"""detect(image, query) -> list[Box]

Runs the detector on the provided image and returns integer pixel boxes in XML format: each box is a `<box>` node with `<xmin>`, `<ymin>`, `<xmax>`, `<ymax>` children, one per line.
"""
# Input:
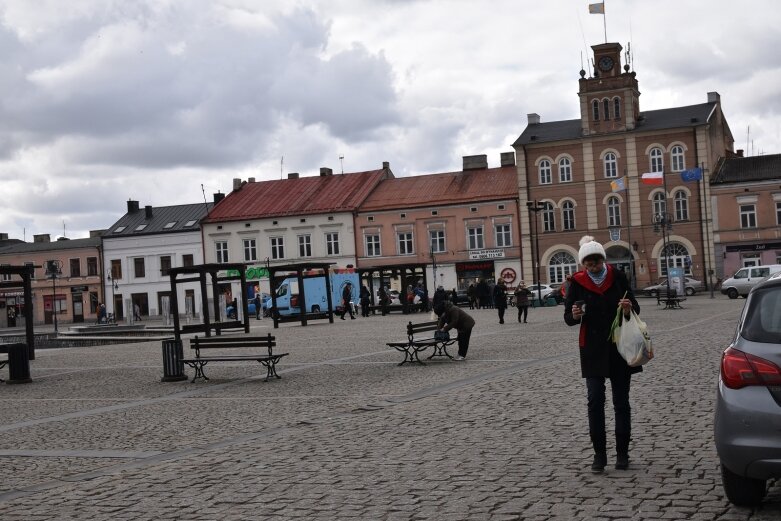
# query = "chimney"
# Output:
<box><xmin>89</xmin><ymin>230</ymin><xmax>106</xmax><ymax>238</ymax></box>
<box><xmin>707</xmin><ymin>91</ymin><xmax>720</xmax><ymax>104</ymax></box>
<box><xmin>213</xmin><ymin>192</ymin><xmax>225</xmax><ymax>203</ymax></box>
<box><xmin>145</xmin><ymin>205</ymin><xmax>153</xmax><ymax>219</ymax></box>
<box><xmin>248</xmin><ymin>177</ymin><xmax>255</xmax><ymax>183</ymax></box>
<box><xmin>33</xmin><ymin>234</ymin><xmax>51</xmax><ymax>243</ymax></box>
<box><xmin>127</xmin><ymin>200</ymin><xmax>139</xmax><ymax>213</ymax></box>
<box><xmin>527</xmin><ymin>113</ymin><xmax>541</xmax><ymax>125</ymax></box>
<box><xmin>462</xmin><ymin>154</ymin><xmax>488</xmax><ymax>171</ymax></box>
<box><xmin>500</xmin><ymin>152</ymin><xmax>516</xmax><ymax>167</ymax></box>
<box><xmin>319</xmin><ymin>167</ymin><xmax>333</xmax><ymax>176</ymax></box>
<box><xmin>382</xmin><ymin>161</ymin><xmax>390</xmax><ymax>170</ymax></box>
<box><xmin>233</xmin><ymin>178</ymin><xmax>242</xmax><ymax>191</ymax></box>
<box><xmin>288</xmin><ymin>173</ymin><xmax>299</xmax><ymax>179</ymax></box>
<box><xmin>736</xmin><ymin>149</ymin><xmax>744</xmax><ymax>157</ymax></box>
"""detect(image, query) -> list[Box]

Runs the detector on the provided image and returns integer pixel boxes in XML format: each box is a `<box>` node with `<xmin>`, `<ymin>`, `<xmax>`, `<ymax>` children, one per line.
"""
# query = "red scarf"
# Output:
<box><xmin>572</xmin><ymin>264</ymin><xmax>615</xmax><ymax>295</ymax></box>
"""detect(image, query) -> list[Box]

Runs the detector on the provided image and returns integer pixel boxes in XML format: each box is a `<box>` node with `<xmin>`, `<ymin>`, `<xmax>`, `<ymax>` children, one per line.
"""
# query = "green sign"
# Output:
<box><xmin>226</xmin><ymin>267</ymin><xmax>269</xmax><ymax>280</ymax></box>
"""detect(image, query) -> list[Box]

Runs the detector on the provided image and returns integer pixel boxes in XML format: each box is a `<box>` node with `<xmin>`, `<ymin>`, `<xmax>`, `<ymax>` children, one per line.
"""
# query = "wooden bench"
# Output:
<box><xmin>386</xmin><ymin>320</ymin><xmax>456</xmax><ymax>366</ymax></box>
<box><xmin>181</xmin><ymin>334</ymin><xmax>288</xmax><ymax>382</ymax></box>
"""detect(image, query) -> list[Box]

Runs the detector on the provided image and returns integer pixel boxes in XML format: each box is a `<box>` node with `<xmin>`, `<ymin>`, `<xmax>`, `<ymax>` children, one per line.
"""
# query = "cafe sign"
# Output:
<box><xmin>223</xmin><ymin>266</ymin><xmax>269</xmax><ymax>280</ymax></box>
<box><xmin>468</xmin><ymin>249</ymin><xmax>505</xmax><ymax>260</ymax></box>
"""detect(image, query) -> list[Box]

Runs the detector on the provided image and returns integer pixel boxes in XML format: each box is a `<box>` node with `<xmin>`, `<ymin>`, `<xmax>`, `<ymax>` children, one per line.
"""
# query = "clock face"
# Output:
<box><xmin>598</xmin><ymin>56</ymin><xmax>614</xmax><ymax>72</ymax></box>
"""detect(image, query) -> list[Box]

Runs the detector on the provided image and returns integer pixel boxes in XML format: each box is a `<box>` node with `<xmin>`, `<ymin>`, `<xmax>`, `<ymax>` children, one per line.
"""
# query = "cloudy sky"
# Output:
<box><xmin>2</xmin><ymin>0</ymin><xmax>780</xmax><ymax>240</ymax></box>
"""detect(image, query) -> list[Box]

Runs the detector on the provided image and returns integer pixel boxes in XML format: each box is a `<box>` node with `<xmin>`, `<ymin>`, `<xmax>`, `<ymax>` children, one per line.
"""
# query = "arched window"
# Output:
<box><xmin>603</xmin><ymin>152</ymin><xmax>618</xmax><ymax>178</ymax></box>
<box><xmin>603</xmin><ymin>98</ymin><xmax>610</xmax><ymax>120</ymax></box>
<box><xmin>607</xmin><ymin>196</ymin><xmax>621</xmax><ymax>226</ymax></box>
<box><xmin>592</xmin><ymin>100</ymin><xmax>600</xmax><ymax>121</ymax></box>
<box><xmin>660</xmin><ymin>242</ymin><xmax>692</xmax><ymax>277</ymax></box>
<box><xmin>650</xmin><ymin>147</ymin><xmax>664</xmax><ymax>173</ymax></box>
<box><xmin>613</xmin><ymin>97</ymin><xmax>621</xmax><ymax>120</ymax></box>
<box><xmin>562</xmin><ymin>201</ymin><xmax>575</xmax><ymax>230</ymax></box>
<box><xmin>549</xmin><ymin>251</ymin><xmax>578</xmax><ymax>284</ymax></box>
<box><xmin>674</xmin><ymin>191</ymin><xmax>689</xmax><ymax>221</ymax></box>
<box><xmin>542</xmin><ymin>202</ymin><xmax>555</xmax><ymax>232</ymax></box>
<box><xmin>671</xmin><ymin>145</ymin><xmax>685</xmax><ymax>172</ymax></box>
<box><xmin>558</xmin><ymin>158</ymin><xmax>572</xmax><ymax>183</ymax></box>
<box><xmin>652</xmin><ymin>192</ymin><xmax>666</xmax><ymax>218</ymax></box>
<box><xmin>539</xmin><ymin>160</ymin><xmax>552</xmax><ymax>184</ymax></box>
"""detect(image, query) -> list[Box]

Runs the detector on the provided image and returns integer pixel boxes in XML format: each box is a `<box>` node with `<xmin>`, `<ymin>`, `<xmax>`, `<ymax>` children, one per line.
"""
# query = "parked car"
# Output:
<box><xmin>714</xmin><ymin>274</ymin><xmax>781</xmax><ymax>506</ymax></box>
<box><xmin>452</xmin><ymin>289</ymin><xmax>471</xmax><ymax>306</ymax></box>
<box><xmin>227</xmin><ymin>294</ymin><xmax>271</xmax><ymax>319</ymax></box>
<box><xmin>721</xmin><ymin>264</ymin><xmax>781</xmax><ymax>299</ymax></box>
<box><xmin>525</xmin><ymin>284</ymin><xmax>560</xmax><ymax>303</ymax></box>
<box><xmin>376</xmin><ymin>289</ymin><xmax>401</xmax><ymax>305</ymax></box>
<box><xmin>642</xmin><ymin>277</ymin><xmax>704</xmax><ymax>297</ymax></box>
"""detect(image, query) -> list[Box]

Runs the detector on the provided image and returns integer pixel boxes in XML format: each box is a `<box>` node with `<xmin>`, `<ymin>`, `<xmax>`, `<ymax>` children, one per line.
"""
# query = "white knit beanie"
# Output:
<box><xmin>578</xmin><ymin>235</ymin><xmax>606</xmax><ymax>264</ymax></box>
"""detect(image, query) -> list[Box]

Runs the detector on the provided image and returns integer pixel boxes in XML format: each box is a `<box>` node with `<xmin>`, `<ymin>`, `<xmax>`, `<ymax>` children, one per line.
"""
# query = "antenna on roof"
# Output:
<box><xmin>339</xmin><ymin>155</ymin><xmax>344</xmax><ymax>175</ymax></box>
<box><xmin>280</xmin><ymin>156</ymin><xmax>284</xmax><ymax>180</ymax></box>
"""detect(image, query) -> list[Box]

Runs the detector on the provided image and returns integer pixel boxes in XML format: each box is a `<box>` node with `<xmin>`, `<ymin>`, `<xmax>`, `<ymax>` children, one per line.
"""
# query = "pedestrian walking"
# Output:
<box><xmin>467</xmin><ymin>283</ymin><xmax>476</xmax><ymax>309</ymax></box>
<box><xmin>514</xmin><ymin>282</ymin><xmax>531</xmax><ymax>323</ymax></box>
<box><xmin>359</xmin><ymin>284</ymin><xmax>371</xmax><ymax>317</ymax></box>
<box><xmin>378</xmin><ymin>285</ymin><xmax>390</xmax><ymax>316</ymax></box>
<box><xmin>434</xmin><ymin>300</ymin><xmax>475</xmax><ymax>361</ymax></box>
<box><xmin>340</xmin><ymin>282</ymin><xmax>356</xmax><ymax>320</ymax></box>
<box><xmin>133</xmin><ymin>303</ymin><xmax>142</xmax><ymax>321</ymax></box>
<box><xmin>564</xmin><ymin>235</ymin><xmax>640</xmax><ymax>474</ymax></box>
<box><xmin>432</xmin><ymin>286</ymin><xmax>448</xmax><ymax>310</ymax></box>
<box><xmin>254</xmin><ymin>293</ymin><xmax>261</xmax><ymax>320</ymax></box>
<box><xmin>493</xmin><ymin>279</ymin><xmax>508</xmax><ymax>324</ymax></box>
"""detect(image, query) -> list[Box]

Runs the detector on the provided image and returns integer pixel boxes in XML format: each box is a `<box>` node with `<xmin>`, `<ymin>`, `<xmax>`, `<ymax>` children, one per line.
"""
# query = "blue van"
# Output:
<box><xmin>269</xmin><ymin>271</ymin><xmax>359</xmax><ymax>316</ymax></box>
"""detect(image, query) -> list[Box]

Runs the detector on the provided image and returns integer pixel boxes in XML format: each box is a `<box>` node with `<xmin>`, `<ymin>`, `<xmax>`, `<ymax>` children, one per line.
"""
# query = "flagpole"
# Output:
<box><xmin>603</xmin><ymin>1</ymin><xmax>608</xmax><ymax>43</ymax></box>
<box><xmin>624</xmin><ymin>169</ymin><xmax>634</xmax><ymax>288</ymax></box>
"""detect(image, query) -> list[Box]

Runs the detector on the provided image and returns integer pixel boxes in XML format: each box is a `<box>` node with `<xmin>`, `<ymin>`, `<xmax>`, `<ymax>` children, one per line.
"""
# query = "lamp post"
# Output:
<box><xmin>526</xmin><ymin>200</ymin><xmax>544</xmax><ymax>305</ymax></box>
<box><xmin>46</xmin><ymin>260</ymin><xmax>62</xmax><ymax>333</ymax></box>
<box><xmin>653</xmin><ymin>212</ymin><xmax>674</xmax><ymax>296</ymax></box>
<box><xmin>107</xmin><ymin>273</ymin><xmax>118</xmax><ymax>319</ymax></box>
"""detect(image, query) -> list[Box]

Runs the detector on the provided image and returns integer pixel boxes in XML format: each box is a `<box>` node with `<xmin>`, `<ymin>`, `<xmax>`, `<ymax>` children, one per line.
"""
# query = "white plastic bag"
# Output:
<box><xmin>614</xmin><ymin>310</ymin><xmax>653</xmax><ymax>367</ymax></box>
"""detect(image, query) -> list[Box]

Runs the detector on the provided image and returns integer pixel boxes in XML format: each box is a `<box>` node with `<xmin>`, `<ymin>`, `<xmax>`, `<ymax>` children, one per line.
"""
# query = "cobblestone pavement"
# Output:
<box><xmin>1</xmin><ymin>296</ymin><xmax>779</xmax><ymax>520</ymax></box>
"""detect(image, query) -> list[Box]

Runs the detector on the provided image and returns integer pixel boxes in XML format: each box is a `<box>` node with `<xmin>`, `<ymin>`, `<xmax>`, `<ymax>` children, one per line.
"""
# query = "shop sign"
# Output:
<box><xmin>70</xmin><ymin>286</ymin><xmax>89</xmax><ymax>293</ymax></box>
<box><xmin>223</xmin><ymin>266</ymin><xmax>270</xmax><ymax>280</ymax></box>
<box><xmin>725</xmin><ymin>241</ymin><xmax>781</xmax><ymax>253</ymax></box>
<box><xmin>500</xmin><ymin>268</ymin><xmax>517</xmax><ymax>284</ymax></box>
<box><xmin>468</xmin><ymin>249</ymin><xmax>505</xmax><ymax>260</ymax></box>
<box><xmin>456</xmin><ymin>261</ymin><xmax>495</xmax><ymax>272</ymax></box>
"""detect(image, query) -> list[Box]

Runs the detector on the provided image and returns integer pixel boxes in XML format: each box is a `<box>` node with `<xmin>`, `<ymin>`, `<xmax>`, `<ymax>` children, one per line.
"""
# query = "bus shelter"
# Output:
<box><xmin>266</xmin><ymin>262</ymin><xmax>336</xmax><ymax>329</ymax></box>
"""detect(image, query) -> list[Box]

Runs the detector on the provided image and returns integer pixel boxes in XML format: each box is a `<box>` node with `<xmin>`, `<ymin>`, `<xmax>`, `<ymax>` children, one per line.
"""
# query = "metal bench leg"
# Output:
<box><xmin>261</xmin><ymin>358</ymin><xmax>282</xmax><ymax>381</ymax></box>
<box><xmin>185</xmin><ymin>362</ymin><xmax>209</xmax><ymax>383</ymax></box>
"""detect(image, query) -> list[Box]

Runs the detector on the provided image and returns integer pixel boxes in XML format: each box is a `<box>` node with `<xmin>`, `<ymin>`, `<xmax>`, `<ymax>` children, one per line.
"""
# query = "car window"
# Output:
<box><xmin>733</xmin><ymin>269</ymin><xmax>748</xmax><ymax>279</ymax></box>
<box><xmin>752</xmin><ymin>267</ymin><xmax>770</xmax><ymax>278</ymax></box>
<box><xmin>742</xmin><ymin>285</ymin><xmax>781</xmax><ymax>343</ymax></box>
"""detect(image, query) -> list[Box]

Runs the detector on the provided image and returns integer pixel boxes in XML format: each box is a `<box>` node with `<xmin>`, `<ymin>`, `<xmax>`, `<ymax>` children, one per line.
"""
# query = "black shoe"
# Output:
<box><xmin>499</xmin><ymin>320</ymin><xmax>504</xmax><ymax>324</ymax></box>
<box><xmin>591</xmin><ymin>452</ymin><xmax>607</xmax><ymax>473</ymax></box>
<box><xmin>615</xmin><ymin>454</ymin><xmax>629</xmax><ymax>470</ymax></box>
<box><xmin>340</xmin><ymin>316</ymin><xmax>345</xmax><ymax>320</ymax></box>
<box><xmin>350</xmin><ymin>316</ymin><xmax>356</xmax><ymax>320</ymax></box>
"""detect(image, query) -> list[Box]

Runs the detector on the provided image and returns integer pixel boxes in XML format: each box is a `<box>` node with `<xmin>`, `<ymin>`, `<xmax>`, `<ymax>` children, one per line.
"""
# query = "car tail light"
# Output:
<box><xmin>721</xmin><ymin>347</ymin><xmax>781</xmax><ymax>389</ymax></box>
<box><xmin>291</xmin><ymin>295</ymin><xmax>298</xmax><ymax>307</ymax></box>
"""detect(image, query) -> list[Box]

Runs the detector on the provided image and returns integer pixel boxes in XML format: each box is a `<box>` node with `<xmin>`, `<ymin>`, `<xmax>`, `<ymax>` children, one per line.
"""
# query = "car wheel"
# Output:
<box><xmin>685</xmin><ymin>287</ymin><xmax>695</xmax><ymax>296</ymax></box>
<box><xmin>311</xmin><ymin>305</ymin><xmax>320</xmax><ymax>313</ymax></box>
<box><xmin>720</xmin><ymin>464</ymin><xmax>766</xmax><ymax>506</ymax></box>
<box><xmin>727</xmin><ymin>288</ymin><xmax>739</xmax><ymax>299</ymax></box>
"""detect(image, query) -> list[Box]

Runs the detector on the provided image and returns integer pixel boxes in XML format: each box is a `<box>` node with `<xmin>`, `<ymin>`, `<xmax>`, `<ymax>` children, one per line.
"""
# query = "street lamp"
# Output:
<box><xmin>45</xmin><ymin>260</ymin><xmax>62</xmax><ymax>333</ymax></box>
<box><xmin>526</xmin><ymin>200</ymin><xmax>544</xmax><ymax>305</ymax></box>
<box><xmin>653</xmin><ymin>212</ymin><xmax>674</xmax><ymax>296</ymax></box>
<box><xmin>107</xmin><ymin>273</ymin><xmax>118</xmax><ymax>319</ymax></box>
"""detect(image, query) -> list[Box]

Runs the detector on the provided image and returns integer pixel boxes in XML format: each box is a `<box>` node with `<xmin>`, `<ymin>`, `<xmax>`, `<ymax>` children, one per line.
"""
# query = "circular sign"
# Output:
<box><xmin>500</xmin><ymin>267</ymin><xmax>517</xmax><ymax>284</ymax></box>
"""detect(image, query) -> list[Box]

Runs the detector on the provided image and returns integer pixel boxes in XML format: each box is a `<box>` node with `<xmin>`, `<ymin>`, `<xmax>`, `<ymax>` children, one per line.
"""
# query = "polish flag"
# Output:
<box><xmin>641</xmin><ymin>172</ymin><xmax>664</xmax><ymax>185</ymax></box>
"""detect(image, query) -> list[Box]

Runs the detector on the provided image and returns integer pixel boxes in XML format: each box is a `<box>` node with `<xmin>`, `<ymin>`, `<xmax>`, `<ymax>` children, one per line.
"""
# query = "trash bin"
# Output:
<box><xmin>161</xmin><ymin>338</ymin><xmax>187</xmax><ymax>382</ymax></box>
<box><xmin>5</xmin><ymin>342</ymin><xmax>32</xmax><ymax>384</ymax></box>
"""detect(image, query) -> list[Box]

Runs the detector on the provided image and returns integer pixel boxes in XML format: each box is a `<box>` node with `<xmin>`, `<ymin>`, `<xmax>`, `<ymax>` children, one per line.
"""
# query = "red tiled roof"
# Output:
<box><xmin>204</xmin><ymin>169</ymin><xmax>389</xmax><ymax>223</ymax></box>
<box><xmin>360</xmin><ymin>166</ymin><xmax>518</xmax><ymax>211</ymax></box>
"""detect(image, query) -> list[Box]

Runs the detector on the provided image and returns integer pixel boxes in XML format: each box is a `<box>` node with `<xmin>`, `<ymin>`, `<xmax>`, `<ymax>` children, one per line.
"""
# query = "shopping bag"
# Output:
<box><xmin>613</xmin><ymin>309</ymin><xmax>653</xmax><ymax>367</ymax></box>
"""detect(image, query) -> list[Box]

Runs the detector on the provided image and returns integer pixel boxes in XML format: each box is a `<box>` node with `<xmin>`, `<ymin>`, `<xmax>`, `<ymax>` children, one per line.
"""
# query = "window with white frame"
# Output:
<box><xmin>650</xmin><ymin>147</ymin><xmax>664</xmax><ymax>173</ymax></box>
<box><xmin>365</xmin><ymin>234</ymin><xmax>381</xmax><ymax>257</ymax></box>
<box><xmin>326</xmin><ymin>232</ymin><xmax>340</xmax><ymax>256</ymax></box>
<box><xmin>776</xmin><ymin>201</ymin><xmax>781</xmax><ymax>225</ymax></box>
<box><xmin>674</xmin><ymin>191</ymin><xmax>689</xmax><ymax>221</ymax></box>
<box><xmin>562</xmin><ymin>201</ymin><xmax>575</xmax><ymax>230</ymax></box>
<box><xmin>607</xmin><ymin>196</ymin><xmax>621</xmax><ymax>226</ymax></box>
<box><xmin>671</xmin><ymin>145</ymin><xmax>685</xmax><ymax>172</ymax></box>
<box><xmin>549</xmin><ymin>252</ymin><xmax>577</xmax><ymax>283</ymax></box>
<box><xmin>538</xmin><ymin>160</ymin><xmax>552</xmax><ymax>184</ymax></box>
<box><xmin>495</xmin><ymin>224</ymin><xmax>511</xmax><ymax>247</ymax></box>
<box><xmin>397</xmin><ymin>232</ymin><xmax>414</xmax><ymax>255</ymax></box>
<box><xmin>270</xmin><ymin>236</ymin><xmax>285</xmax><ymax>259</ymax></box>
<box><xmin>467</xmin><ymin>226</ymin><xmax>484</xmax><ymax>250</ymax></box>
<box><xmin>652</xmin><ymin>192</ymin><xmax>666</xmax><ymax>218</ymax></box>
<box><xmin>215</xmin><ymin>241</ymin><xmax>229</xmax><ymax>263</ymax></box>
<box><xmin>613</xmin><ymin>97</ymin><xmax>621</xmax><ymax>120</ymax></box>
<box><xmin>603</xmin><ymin>152</ymin><xmax>617</xmax><ymax>178</ymax></box>
<box><xmin>558</xmin><ymin>158</ymin><xmax>572</xmax><ymax>183</ymax></box>
<box><xmin>660</xmin><ymin>242</ymin><xmax>692</xmax><ymax>277</ymax></box>
<box><xmin>429</xmin><ymin>230</ymin><xmax>446</xmax><ymax>253</ymax></box>
<box><xmin>740</xmin><ymin>204</ymin><xmax>757</xmax><ymax>228</ymax></box>
<box><xmin>542</xmin><ymin>202</ymin><xmax>555</xmax><ymax>232</ymax></box>
<box><xmin>592</xmin><ymin>100</ymin><xmax>600</xmax><ymax>121</ymax></box>
<box><xmin>298</xmin><ymin>234</ymin><xmax>312</xmax><ymax>257</ymax></box>
<box><xmin>243</xmin><ymin>238</ymin><xmax>257</xmax><ymax>262</ymax></box>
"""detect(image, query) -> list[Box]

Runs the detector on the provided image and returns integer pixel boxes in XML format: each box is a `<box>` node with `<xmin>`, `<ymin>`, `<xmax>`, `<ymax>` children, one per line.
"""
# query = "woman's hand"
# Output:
<box><xmin>571</xmin><ymin>303</ymin><xmax>583</xmax><ymax>320</ymax></box>
<box><xmin>619</xmin><ymin>298</ymin><xmax>632</xmax><ymax>315</ymax></box>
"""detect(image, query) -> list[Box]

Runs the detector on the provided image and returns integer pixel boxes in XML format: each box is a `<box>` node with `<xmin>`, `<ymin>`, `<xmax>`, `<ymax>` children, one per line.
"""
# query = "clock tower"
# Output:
<box><xmin>578</xmin><ymin>42</ymin><xmax>640</xmax><ymax>135</ymax></box>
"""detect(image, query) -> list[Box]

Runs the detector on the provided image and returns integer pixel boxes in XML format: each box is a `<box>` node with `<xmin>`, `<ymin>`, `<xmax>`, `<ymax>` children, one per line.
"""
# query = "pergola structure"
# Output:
<box><xmin>167</xmin><ymin>263</ymin><xmax>250</xmax><ymax>342</ymax></box>
<box><xmin>266</xmin><ymin>262</ymin><xmax>335</xmax><ymax>328</ymax></box>
<box><xmin>357</xmin><ymin>263</ymin><xmax>429</xmax><ymax>307</ymax></box>
<box><xmin>0</xmin><ymin>264</ymin><xmax>36</xmax><ymax>359</ymax></box>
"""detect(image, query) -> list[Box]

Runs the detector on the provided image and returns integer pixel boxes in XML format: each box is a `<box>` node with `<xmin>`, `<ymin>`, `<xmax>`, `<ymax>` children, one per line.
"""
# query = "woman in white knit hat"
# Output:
<box><xmin>564</xmin><ymin>235</ymin><xmax>641</xmax><ymax>473</ymax></box>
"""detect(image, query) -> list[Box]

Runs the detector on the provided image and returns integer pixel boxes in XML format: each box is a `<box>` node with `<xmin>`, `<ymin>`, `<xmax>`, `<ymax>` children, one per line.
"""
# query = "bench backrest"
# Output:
<box><xmin>406</xmin><ymin>320</ymin><xmax>439</xmax><ymax>340</ymax></box>
<box><xmin>190</xmin><ymin>334</ymin><xmax>276</xmax><ymax>358</ymax></box>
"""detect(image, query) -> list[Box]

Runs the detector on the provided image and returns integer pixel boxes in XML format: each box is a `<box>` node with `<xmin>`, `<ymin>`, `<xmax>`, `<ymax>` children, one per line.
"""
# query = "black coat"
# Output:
<box><xmin>564</xmin><ymin>265</ymin><xmax>641</xmax><ymax>378</ymax></box>
<box><xmin>493</xmin><ymin>284</ymin><xmax>508</xmax><ymax>309</ymax></box>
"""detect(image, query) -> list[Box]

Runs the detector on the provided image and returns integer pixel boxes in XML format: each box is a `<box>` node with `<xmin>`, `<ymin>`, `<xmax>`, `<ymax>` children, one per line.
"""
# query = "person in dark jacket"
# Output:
<box><xmin>435</xmin><ymin>301</ymin><xmax>476</xmax><ymax>361</ymax></box>
<box><xmin>493</xmin><ymin>279</ymin><xmax>508</xmax><ymax>324</ymax></box>
<box><xmin>359</xmin><ymin>284</ymin><xmax>371</xmax><ymax>317</ymax></box>
<box><xmin>514</xmin><ymin>282</ymin><xmax>531</xmax><ymax>323</ymax></box>
<box><xmin>564</xmin><ymin>236</ymin><xmax>640</xmax><ymax>474</ymax></box>
<box><xmin>378</xmin><ymin>285</ymin><xmax>389</xmax><ymax>315</ymax></box>
<box><xmin>340</xmin><ymin>282</ymin><xmax>355</xmax><ymax>320</ymax></box>
<box><xmin>432</xmin><ymin>286</ymin><xmax>448</xmax><ymax>310</ymax></box>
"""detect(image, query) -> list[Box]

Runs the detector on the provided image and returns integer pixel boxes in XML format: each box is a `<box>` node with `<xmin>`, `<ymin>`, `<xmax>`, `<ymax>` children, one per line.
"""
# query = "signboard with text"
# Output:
<box><xmin>468</xmin><ymin>249</ymin><xmax>505</xmax><ymax>260</ymax></box>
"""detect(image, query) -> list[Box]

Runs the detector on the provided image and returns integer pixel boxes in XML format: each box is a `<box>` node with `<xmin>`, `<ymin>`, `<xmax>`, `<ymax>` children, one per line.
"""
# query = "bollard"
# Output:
<box><xmin>161</xmin><ymin>338</ymin><xmax>187</xmax><ymax>382</ymax></box>
<box><xmin>6</xmin><ymin>342</ymin><xmax>32</xmax><ymax>384</ymax></box>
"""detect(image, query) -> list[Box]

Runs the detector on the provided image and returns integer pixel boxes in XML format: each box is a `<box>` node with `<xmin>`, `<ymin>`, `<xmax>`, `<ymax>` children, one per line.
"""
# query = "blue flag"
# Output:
<box><xmin>680</xmin><ymin>167</ymin><xmax>703</xmax><ymax>182</ymax></box>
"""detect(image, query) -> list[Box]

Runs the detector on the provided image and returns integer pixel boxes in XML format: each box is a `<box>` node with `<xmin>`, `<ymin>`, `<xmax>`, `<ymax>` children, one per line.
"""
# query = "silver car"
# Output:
<box><xmin>714</xmin><ymin>275</ymin><xmax>781</xmax><ymax>505</ymax></box>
